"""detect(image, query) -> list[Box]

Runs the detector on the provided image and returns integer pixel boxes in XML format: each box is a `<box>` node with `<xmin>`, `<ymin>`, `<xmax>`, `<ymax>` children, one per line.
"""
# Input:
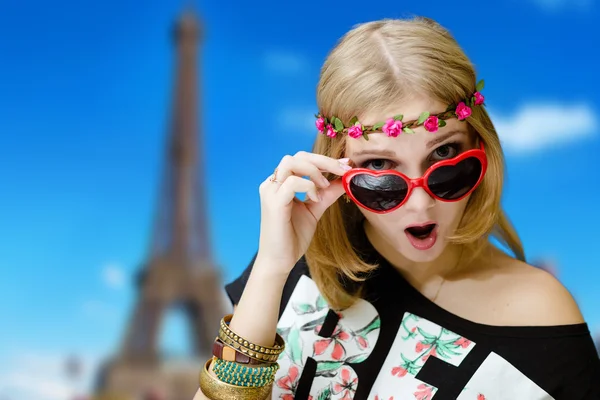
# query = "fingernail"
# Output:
<box><xmin>338</xmin><ymin>158</ymin><xmax>350</xmax><ymax>164</ymax></box>
<box><xmin>340</xmin><ymin>163</ymin><xmax>352</xmax><ymax>171</ymax></box>
<box><xmin>321</xmin><ymin>176</ymin><xmax>330</xmax><ymax>187</ymax></box>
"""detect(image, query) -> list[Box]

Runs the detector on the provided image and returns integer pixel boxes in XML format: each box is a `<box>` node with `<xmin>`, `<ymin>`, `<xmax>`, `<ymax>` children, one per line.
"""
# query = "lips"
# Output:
<box><xmin>404</xmin><ymin>221</ymin><xmax>439</xmax><ymax>251</ymax></box>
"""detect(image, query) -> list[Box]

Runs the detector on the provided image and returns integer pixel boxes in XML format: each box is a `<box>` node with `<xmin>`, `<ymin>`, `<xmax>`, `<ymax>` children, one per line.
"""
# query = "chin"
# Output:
<box><xmin>397</xmin><ymin>236</ymin><xmax>447</xmax><ymax>263</ymax></box>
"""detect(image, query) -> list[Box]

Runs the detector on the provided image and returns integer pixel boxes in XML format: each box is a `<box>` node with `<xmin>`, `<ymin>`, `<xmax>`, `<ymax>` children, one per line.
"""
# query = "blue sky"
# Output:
<box><xmin>0</xmin><ymin>0</ymin><xmax>598</xmax><ymax>398</ymax></box>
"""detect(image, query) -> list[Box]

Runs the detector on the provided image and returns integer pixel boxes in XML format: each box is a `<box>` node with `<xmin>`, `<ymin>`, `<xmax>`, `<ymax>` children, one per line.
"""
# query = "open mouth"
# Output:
<box><xmin>405</xmin><ymin>223</ymin><xmax>437</xmax><ymax>240</ymax></box>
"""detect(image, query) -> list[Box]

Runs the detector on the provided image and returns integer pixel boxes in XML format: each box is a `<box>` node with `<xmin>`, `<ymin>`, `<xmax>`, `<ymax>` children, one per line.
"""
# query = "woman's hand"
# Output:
<box><xmin>255</xmin><ymin>151</ymin><xmax>350</xmax><ymax>276</ymax></box>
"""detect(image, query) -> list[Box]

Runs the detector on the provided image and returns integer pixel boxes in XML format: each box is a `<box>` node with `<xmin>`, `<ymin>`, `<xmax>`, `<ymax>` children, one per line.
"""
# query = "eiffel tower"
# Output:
<box><xmin>94</xmin><ymin>7</ymin><xmax>228</xmax><ymax>400</ymax></box>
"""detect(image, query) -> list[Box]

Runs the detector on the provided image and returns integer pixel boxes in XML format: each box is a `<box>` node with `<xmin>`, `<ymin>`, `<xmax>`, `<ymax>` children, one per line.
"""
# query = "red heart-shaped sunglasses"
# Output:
<box><xmin>342</xmin><ymin>142</ymin><xmax>487</xmax><ymax>214</ymax></box>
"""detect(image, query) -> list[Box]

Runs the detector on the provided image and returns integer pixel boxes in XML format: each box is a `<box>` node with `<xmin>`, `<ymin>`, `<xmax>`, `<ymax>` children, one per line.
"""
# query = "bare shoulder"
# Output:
<box><xmin>490</xmin><ymin>255</ymin><xmax>585</xmax><ymax>326</ymax></box>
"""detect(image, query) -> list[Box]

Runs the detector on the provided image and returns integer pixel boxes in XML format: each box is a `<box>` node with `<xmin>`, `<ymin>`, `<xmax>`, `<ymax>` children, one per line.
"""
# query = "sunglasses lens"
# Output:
<box><xmin>428</xmin><ymin>156</ymin><xmax>482</xmax><ymax>200</ymax></box>
<box><xmin>349</xmin><ymin>174</ymin><xmax>408</xmax><ymax>211</ymax></box>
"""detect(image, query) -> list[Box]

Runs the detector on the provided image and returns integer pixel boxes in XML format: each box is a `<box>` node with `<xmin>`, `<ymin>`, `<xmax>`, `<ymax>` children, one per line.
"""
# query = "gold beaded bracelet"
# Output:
<box><xmin>219</xmin><ymin>314</ymin><xmax>285</xmax><ymax>363</ymax></box>
<box><xmin>199</xmin><ymin>358</ymin><xmax>273</xmax><ymax>400</ymax></box>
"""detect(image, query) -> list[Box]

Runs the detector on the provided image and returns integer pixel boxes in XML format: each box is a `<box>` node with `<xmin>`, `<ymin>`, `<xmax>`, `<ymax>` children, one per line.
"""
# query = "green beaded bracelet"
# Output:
<box><xmin>213</xmin><ymin>358</ymin><xmax>279</xmax><ymax>387</ymax></box>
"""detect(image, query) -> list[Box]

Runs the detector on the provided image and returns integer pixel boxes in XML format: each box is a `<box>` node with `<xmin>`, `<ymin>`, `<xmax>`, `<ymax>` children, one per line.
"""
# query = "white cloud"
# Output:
<box><xmin>102</xmin><ymin>262</ymin><xmax>126</xmax><ymax>289</ymax></box>
<box><xmin>263</xmin><ymin>50</ymin><xmax>309</xmax><ymax>75</ymax></box>
<box><xmin>0</xmin><ymin>351</ymin><xmax>100</xmax><ymax>400</ymax></box>
<box><xmin>491</xmin><ymin>103</ymin><xmax>595</xmax><ymax>152</ymax></box>
<box><xmin>528</xmin><ymin>0</ymin><xmax>593</xmax><ymax>11</ymax></box>
<box><xmin>277</xmin><ymin>107</ymin><xmax>318</xmax><ymax>134</ymax></box>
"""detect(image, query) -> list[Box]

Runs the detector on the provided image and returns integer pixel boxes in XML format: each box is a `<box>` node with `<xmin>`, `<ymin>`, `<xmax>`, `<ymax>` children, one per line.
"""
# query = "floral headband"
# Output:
<box><xmin>315</xmin><ymin>80</ymin><xmax>485</xmax><ymax>140</ymax></box>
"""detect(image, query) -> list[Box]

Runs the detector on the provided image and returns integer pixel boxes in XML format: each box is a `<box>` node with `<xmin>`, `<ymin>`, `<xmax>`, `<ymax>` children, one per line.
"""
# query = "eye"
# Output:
<box><xmin>359</xmin><ymin>159</ymin><xmax>396</xmax><ymax>170</ymax></box>
<box><xmin>431</xmin><ymin>142</ymin><xmax>462</xmax><ymax>161</ymax></box>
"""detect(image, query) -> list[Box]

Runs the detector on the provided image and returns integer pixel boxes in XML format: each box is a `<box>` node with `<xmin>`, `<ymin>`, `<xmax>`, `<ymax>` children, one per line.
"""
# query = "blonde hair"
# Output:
<box><xmin>306</xmin><ymin>17</ymin><xmax>525</xmax><ymax>310</ymax></box>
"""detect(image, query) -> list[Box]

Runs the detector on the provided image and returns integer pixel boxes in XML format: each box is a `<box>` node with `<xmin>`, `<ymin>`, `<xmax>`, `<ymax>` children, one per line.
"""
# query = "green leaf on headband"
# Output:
<box><xmin>446</xmin><ymin>103</ymin><xmax>455</xmax><ymax>112</ymax></box>
<box><xmin>314</xmin><ymin>113</ymin><xmax>319</xmax><ymax>118</ymax></box>
<box><xmin>323</xmin><ymin>117</ymin><xmax>329</xmax><ymax>125</ymax></box>
<box><xmin>439</xmin><ymin>119</ymin><xmax>447</xmax><ymax>127</ymax></box>
<box><xmin>393</xmin><ymin>114</ymin><xmax>403</xmax><ymax>121</ymax></box>
<box><xmin>334</xmin><ymin>117</ymin><xmax>344</xmax><ymax>132</ymax></box>
<box><xmin>373</xmin><ymin>121</ymin><xmax>384</xmax><ymax>130</ymax></box>
<box><xmin>469</xmin><ymin>97</ymin><xmax>474</xmax><ymax>107</ymax></box>
<box><xmin>403</xmin><ymin>127</ymin><xmax>415</xmax><ymax>134</ymax></box>
<box><xmin>349</xmin><ymin>116</ymin><xmax>359</xmax><ymax>125</ymax></box>
<box><xmin>417</xmin><ymin>112</ymin><xmax>429</xmax><ymax>124</ymax></box>
<box><xmin>476</xmin><ymin>79</ymin><xmax>485</xmax><ymax>92</ymax></box>
<box><xmin>362</xmin><ymin>131</ymin><xmax>370</xmax><ymax>141</ymax></box>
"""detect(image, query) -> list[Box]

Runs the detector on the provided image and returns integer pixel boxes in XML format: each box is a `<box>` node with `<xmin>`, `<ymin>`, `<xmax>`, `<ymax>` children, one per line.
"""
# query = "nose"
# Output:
<box><xmin>403</xmin><ymin>186</ymin><xmax>435</xmax><ymax>213</ymax></box>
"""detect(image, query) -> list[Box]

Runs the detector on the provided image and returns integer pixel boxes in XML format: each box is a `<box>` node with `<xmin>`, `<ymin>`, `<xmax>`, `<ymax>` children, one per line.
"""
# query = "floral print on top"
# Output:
<box><xmin>274</xmin><ymin>275</ymin><xmax>380</xmax><ymax>399</ymax></box>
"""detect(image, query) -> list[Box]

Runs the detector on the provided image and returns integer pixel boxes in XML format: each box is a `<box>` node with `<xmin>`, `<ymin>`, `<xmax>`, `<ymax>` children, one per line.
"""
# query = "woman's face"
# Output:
<box><xmin>345</xmin><ymin>96</ymin><xmax>477</xmax><ymax>263</ymax></box>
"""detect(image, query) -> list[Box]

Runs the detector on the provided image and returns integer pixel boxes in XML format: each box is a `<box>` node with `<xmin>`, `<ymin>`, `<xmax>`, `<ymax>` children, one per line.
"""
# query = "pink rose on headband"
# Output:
<box><xmin>326</xmin><ymin>124</ymin><xmax>336</xmax><ymax>138</ymax></box>
<box><xmin>423</xmin><ymin>116</ymin><xmax>439</xmax><ymax>132</ymax></box>
<box><xmin>348</xmin><ymin>123</ymin><xmax>363</xmax><ymax>138</ymax></box>
<box><xmin>474</xmin><ymin>92</ymin><xmax>484</xmax><ymax>106</ymax></box>
<box><xmin>455</xmin><ymin>102</ymin><xmax>472</xmax><ymax>120</ymax></box>
<box><xmin>315</xmin><ymin>117</ymin><xmax>325</xmax><ymax>132</ymax></box>
<box><xmin>382</xmin><ymin>118</ymin><xmax>403</xmax><ymax>137</ymax></box>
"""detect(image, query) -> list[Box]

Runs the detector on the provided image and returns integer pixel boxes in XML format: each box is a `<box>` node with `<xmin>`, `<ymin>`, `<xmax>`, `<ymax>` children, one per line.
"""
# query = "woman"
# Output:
<box><xmin>195</xmin><ymin>17</ymin><xmax>600</xmax><ymax>399</ymax></box>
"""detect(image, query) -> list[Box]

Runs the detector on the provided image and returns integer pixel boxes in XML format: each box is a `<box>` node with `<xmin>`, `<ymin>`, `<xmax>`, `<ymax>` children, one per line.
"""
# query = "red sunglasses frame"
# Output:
<box><xmin>342</xmin><ymin>142</ymin><xmax>488</xmax><ymax>214</ymax></box>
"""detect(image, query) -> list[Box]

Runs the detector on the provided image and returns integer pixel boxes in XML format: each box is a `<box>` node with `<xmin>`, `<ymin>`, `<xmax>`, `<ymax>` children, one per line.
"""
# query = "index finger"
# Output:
<box><xmin>294</xmin><ymin>151</ymin><xmax>351</xmax><ymax>176</ymax></box>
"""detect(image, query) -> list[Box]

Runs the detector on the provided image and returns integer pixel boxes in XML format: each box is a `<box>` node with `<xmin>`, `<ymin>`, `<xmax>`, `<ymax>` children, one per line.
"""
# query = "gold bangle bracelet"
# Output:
<box><xmin>219</xmin><ymin>314</ymin><xmax>285</xmax><ymax>363</ymax></box>
<box><xmin>199</xmin><ymin>358</ymin><xmax>273</xmax><ymax>400</ymax></box>
<box><xmin>222</xmin><ymin>314</ymin><xmax>285</xmax><ymax>353</ymax></box>
<box><xmin>218</xmin><ymin>330</ymin><xmax>281</xmax><ymax>363</ymax></box>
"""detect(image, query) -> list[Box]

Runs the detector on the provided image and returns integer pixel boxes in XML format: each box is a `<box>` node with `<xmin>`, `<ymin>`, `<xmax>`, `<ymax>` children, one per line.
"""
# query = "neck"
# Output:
<box><xmin>364</xmin><ymin>220</ymin><xmax>466</xmax><ymax>291</ymax></box>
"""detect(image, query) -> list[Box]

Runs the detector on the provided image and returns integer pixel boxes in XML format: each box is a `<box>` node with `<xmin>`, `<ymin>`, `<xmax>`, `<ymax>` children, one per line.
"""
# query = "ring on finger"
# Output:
<box><xmin>269</xmin><ymin>167</ymin><xmax>282</xmax><ymax>184</ymax></box>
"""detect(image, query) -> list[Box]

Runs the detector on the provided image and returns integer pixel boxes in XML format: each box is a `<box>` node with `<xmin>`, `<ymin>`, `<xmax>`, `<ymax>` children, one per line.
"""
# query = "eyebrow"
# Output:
<box><xmin>350</xmin><ymin>148</ymin><xmax>397</xmax><ymax>158</ymax></box>
<box><xmin>426</xmin><ymin>130</ymin><xmax>468</xmax><ymax>148</ymax></box>
<box><xmin>350</xmin><ymin>130</ymin><xmax>469</xmax><ymax>158</ymax></box>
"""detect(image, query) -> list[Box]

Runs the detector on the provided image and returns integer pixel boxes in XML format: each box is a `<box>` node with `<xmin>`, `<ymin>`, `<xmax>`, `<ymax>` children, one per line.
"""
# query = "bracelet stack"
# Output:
<box><xmin>199</xmin><ymin>313</ymin><xmax>286</xmax><ymax>400</ymax></box>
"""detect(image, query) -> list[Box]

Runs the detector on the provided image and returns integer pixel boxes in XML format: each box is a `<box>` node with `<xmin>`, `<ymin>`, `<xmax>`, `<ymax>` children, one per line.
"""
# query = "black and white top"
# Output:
<box><xmin>225</xmin><ymin>239</ymin><xmax>600</xmax><ymax>400</ymax></box>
